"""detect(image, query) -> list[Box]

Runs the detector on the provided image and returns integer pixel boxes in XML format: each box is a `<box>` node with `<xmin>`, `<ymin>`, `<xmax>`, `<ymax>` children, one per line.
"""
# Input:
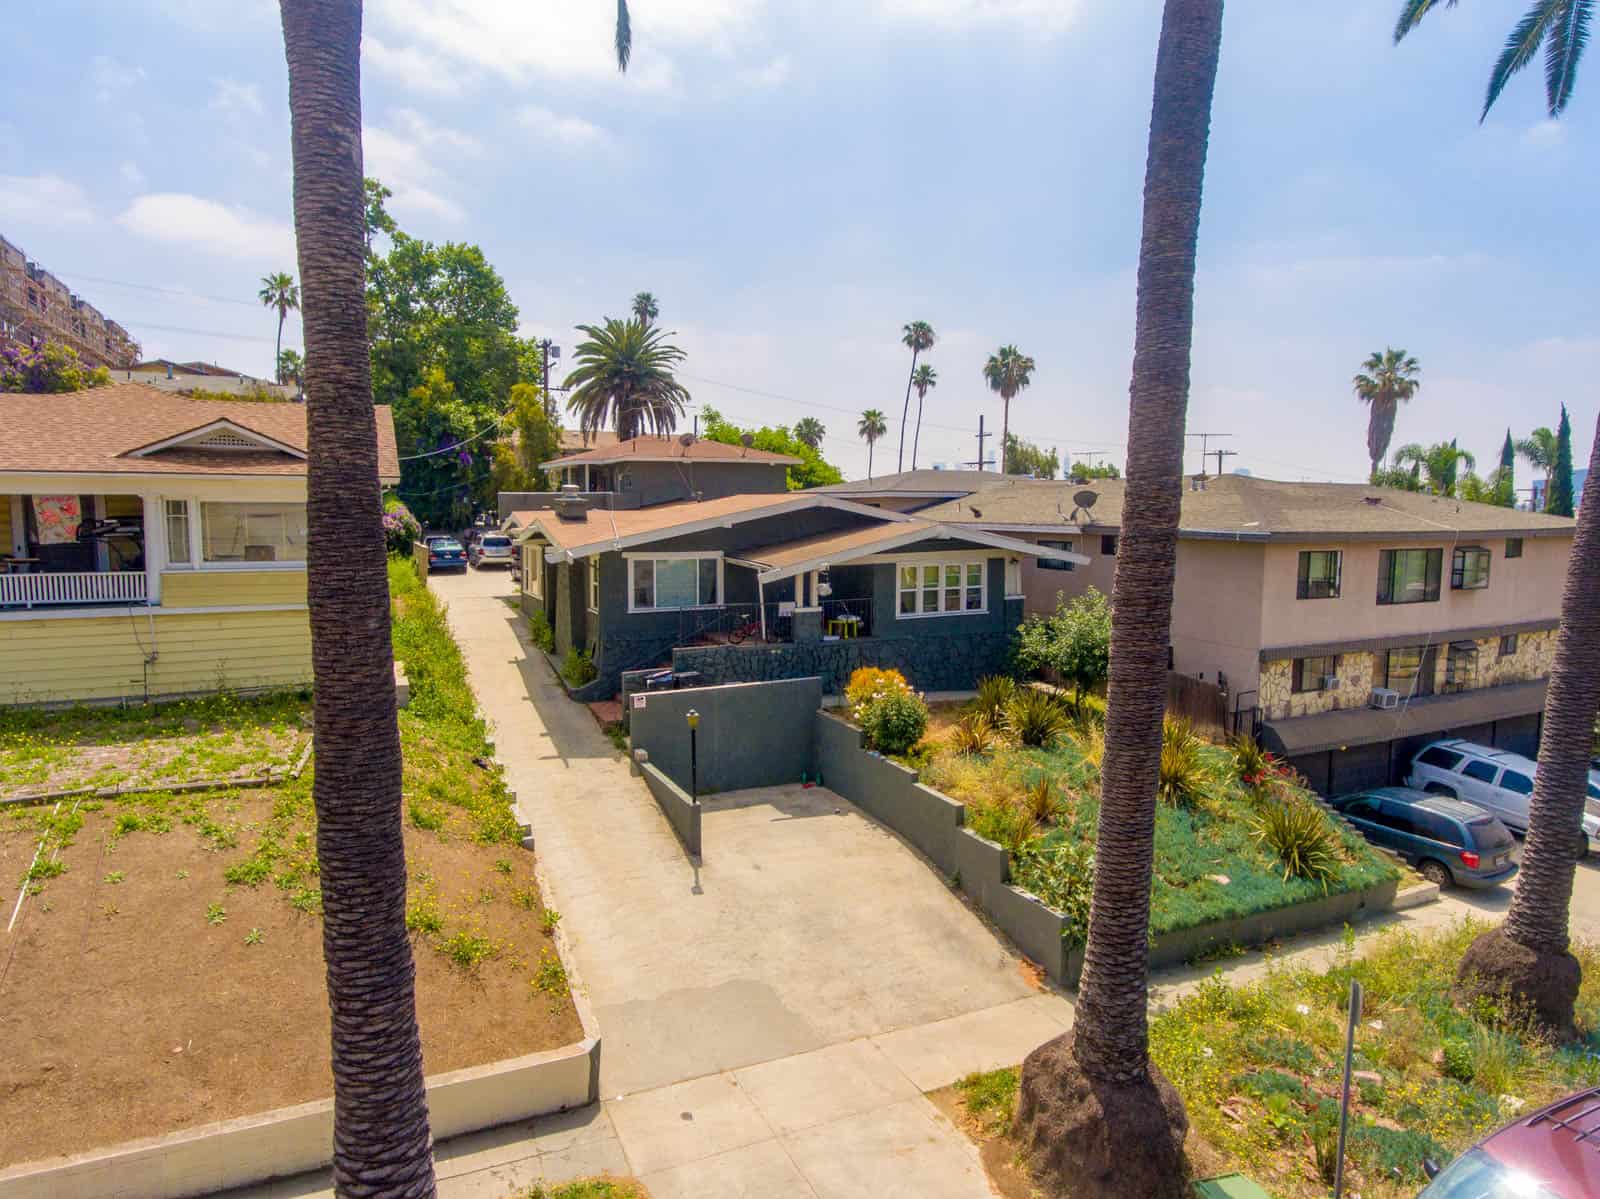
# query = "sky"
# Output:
<box><xmin>3</xmin><ymin>0</ymin><xmax>1597</xmax><ymax>489</ymax></box>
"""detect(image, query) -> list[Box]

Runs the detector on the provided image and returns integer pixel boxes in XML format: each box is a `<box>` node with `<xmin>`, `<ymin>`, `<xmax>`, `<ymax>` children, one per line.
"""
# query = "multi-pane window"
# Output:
<box><xmin>200</xmin><ymin>502</ymin><xmax>307</xmax><ymax>564</ymax></box>
<box><xmin>1377</xmin><ymin>548</ymin><xmax>1442</xmax><ymax>605</ymax></box>
<box><xmin>588</xmin><ymin>560</ymin><xmax>600</xmax><ymax>612</ymax></box>
<box><xmin>897</xmin><ymin>560</ymin><xmax>985</xmax><ymax>617</ymax></box>
<box><xmin>1499</xmin><ymin>633</ymin><xmax>1519</xmax><ymax>658</ymax></box>
<box><xmin>1382</xmin><ymin>644</ymin><xmax>1435</xmax><ymax>697</ymax></box>
<box><xmin>164</xmin><ymin>499</ymin><xmax>192</xmax><ymax>566</ymax></box>
<box><xmin>1037</xmin><ymin>540</ymin><xmax>1075</xmax><ymax>572</ymax></box>
<box><xmin>1451</xmin><ymin>546</ymin><xmax>1491</xmax><ymax>590</ymax></box>
<box><xmin>1444</xmin><ymin>641</ymin><xmax>1478</xmax><ymax>690</ymax></box>
<box><xmin>629</xmin><ymin>556</ymin><xmax>721</xmax><ymax>611</ymax></box>
<box><xmin>1296</xmin><ymin>550</ymin><xmax>1342</xmax><ymax>599</ymax></box>
<box><xmin>1291</xmin><ymin>655</ymin><xmax>1339</xmax><ymax>693</ymax></box>
<box><xmin>1505</xmin><ymin>537</ymin><xmax>1524</xmax><ymax>559</ymax></box>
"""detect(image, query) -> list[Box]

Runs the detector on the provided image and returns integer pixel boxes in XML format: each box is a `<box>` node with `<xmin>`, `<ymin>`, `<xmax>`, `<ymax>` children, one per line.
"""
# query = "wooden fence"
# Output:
<box><xmin>1165</xmin><ymin>671</ymin><xmax>1228</xmax><ymax>741</ymax></box>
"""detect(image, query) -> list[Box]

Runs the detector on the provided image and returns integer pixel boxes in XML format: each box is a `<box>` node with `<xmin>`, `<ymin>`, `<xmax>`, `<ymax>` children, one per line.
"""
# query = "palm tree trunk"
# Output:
<box><xmin>897</xmin><ymin>350</ymin><xmax>918</xmax><ymax>473</ymax></box>
<box><xmin>276</xmin><ymin>309</ymin><xmax>287</xmax><ymax>383</ymax></box>
<box><xmin>280</xmin><ymin>2</ymin><xmax>437</xmax><ymax>1194</ymax></box>
<box><xmin>868</xmin><ymin>440</ymin><xmax>875</xmax><ymax>480</ymax></box>
<box><xmin>1013</xmin><ymin>3</ymin><xmax>1223</xmax><ymax>1194</ymax></box>
<box><xmin>1000</xmin><ymin>397</ymin><xmax>1010</xmax><ymax>474</ymax></box>
<box><xmin>912</xmin><ymin>394</ymin><xmax>924</xmax><ymax>470</ymax></box>
<box><xmin>1457</xmin><ymin>412</ymin><xmax>1600</xmax><ymax>1038</ymax></box>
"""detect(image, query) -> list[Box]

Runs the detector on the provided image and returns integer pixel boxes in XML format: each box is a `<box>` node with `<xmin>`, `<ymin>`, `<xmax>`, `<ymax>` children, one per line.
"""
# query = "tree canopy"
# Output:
<box><xmin>1068</xmin><ymin>460</ymin><xmax>1122</xmax><ymax>480</ymax></box>
<box><xmin>1550</xmin><ymin>404</ymin><xmax>1576</xmax><ymax>516</ymax></box>
<box><xmin>564</xmin><ymin>318</ymin><xmax>691</xmax><ymax>441</ymax></box>
<box><xmin>1004</xmin><ymin>433</ymin><xmax>1060</xmax><ymax>479</ymax></box>
<box><xmin>0</xmin><ymin>337</ymin><xmax>110</xmax><ymax>393</ymax></box>
<box><xmin>700</xmin><ymin>405</ymin><xmax>844</xmax><ymax>490</ymax></box>
<box><xmin>490</xmin><ymin>381</ymin><xmax>561</xmax><ymax>497</ymax></box>
<box><xmin>1015</xmin><ymin>587</ymin><xmax>1112</xmax><ymax>712</ymax></box>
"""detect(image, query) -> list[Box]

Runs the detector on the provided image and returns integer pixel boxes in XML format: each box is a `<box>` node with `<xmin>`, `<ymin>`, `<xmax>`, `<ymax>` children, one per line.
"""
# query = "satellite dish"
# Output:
<box><xmin>679</xmin><ymin>433</ymin><xmax>696</xmax><ymax>447</ymax></box>
<box><xmin>1073</xmin><ymin>489</ymin><xmax>1098</xmax><ymax>510</ymax></box>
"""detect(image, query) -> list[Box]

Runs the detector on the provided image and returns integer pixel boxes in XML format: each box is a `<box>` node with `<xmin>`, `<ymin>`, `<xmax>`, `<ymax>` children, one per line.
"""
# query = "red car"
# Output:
<box><xmin>1419</xmin><ymin>1086</ymin><xmax>1600</xmax><ymax>1198</ymax></box>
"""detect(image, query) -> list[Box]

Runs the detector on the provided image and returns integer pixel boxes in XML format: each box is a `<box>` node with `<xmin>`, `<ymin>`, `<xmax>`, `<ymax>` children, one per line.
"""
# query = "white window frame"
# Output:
<box><xmin>192</xmin><ymin>500</ymin><xmax>308</xmax><ymax>572</ymax></box>
<box><xmin>895</xmin><ymin>557</ymin><xmax>987</xmax><ymax>619</ymax></box>
<box><xmin>163</xmin><ymin>499</ymin><xmax>194</xmax><ymax>569</ymax></box>
<box><xmin>625</xmin><ymin>551</ymin><xmax>725</xmax><ymax>613</ymax></box>
<box><xmin>588</xmin><ymin>557</ymin><xmax>600</xmax><ymax>612</ymax></box>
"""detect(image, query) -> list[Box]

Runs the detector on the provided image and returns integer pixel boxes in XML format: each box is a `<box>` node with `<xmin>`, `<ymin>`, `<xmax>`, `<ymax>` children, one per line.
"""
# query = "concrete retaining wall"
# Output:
<box><xmin>632</xmin><ymin>677</ymin><xmax>822</xmax><ymax>796</ymax></box>
<box><xmin>639</xmin><ymin>759</ymin><xmax>702</xmax><ymax>857</ymax></box>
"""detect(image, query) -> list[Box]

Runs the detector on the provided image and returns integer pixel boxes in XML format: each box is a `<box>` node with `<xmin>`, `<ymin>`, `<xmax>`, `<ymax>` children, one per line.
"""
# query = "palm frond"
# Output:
<box><xmin>1483</xmin><ymin>0</ymin><xmax>1566</xmax><ymax>119</ymax></box>
<box><xmin>615</xmin><ymin>0</ymin><xmax>632</xmax><ymax>73</ymax></box>
<box><xmin>1393</xmin><ymin>0</ymin><xmax>1457</xmax><ymax>44</ymax></box>
<box><xmin>1545</xmin><ymin>0</ymin><xmax>1592</xmax><ymax>114</ymax></box>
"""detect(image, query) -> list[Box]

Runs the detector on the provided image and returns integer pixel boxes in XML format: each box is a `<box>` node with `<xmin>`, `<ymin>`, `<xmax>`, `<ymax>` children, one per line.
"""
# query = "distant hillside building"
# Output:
<box><xmin>0</xmin><ymin>233</ymin><xmax>139</xmax><ymax>368</ymax></box>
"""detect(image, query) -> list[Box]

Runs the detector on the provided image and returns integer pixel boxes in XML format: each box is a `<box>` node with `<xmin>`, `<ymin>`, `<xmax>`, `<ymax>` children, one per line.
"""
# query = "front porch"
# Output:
<box><xmin>2</xmin><ymin>493</ymin><xmax>148</xmax><ymax>610</ymax></box>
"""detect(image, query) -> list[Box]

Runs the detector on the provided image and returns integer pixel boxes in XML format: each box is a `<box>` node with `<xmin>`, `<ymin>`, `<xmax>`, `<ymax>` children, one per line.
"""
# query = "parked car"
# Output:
<box><xmin>1417</xmin><ymin>1084</ymin><xmax>1600</xmax><ymax>1197</ymax></box>
<box><xmin>425</xmin><ymin>536</ymin><xmax>466</xmax><ymax>571</ymax></box>
<box><xmin>469</xmin><ymin>532</ymin><xmax>514</xmax><ymax>568</ymax></box>
<box><xmin>1406</xmin><ymin>740</ymin><xmax>1600</xmax><ymax>857</ymax></box>
<box><xmin>1328</xmin><ymin>787</ymin><xmax>1518</xmax><ymax>889</ymax></box>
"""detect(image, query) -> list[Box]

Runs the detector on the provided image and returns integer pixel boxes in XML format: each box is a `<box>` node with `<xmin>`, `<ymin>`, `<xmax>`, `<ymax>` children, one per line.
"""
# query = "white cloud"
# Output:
<box><xmin>118</xmin><ymin>193</ymin><xmax>294</xmax><ymax>261</ymax></box>
<box><xmin>737</xmin><ymin>55</ymin><xmax>791</xmax><ymax>89</ymax></box>
<box><xmin>89</xmin><ymin>55</ymin><xmax>146</xmax><ymax>103</ymax></box>
<box><xmin>0</xmin><ymin>174</ymin><xmax>96</xmax><ymax>229</ymax></box>
<box><xmin>516</xmin><ymin>105</ymin><xmax>611</xmax><ymax>149</ymax></box>
<box><xmin>1522</xmin><ymin>119</ymin><xmax>1565</xmax><ymax>149</ymax></box>
<box><xmin>210</xmin><ymin>78</ymin><xmax>264</xmax><ymax>116</ymax></box>
<box><xmin>870</xmin><ymin>0</ymin><xmax>1083</xmax><ymax>32</ymax></box>
<box><xmin>363</xmin><ymin>111</ymin><xmax>480</xmax><ymax>222</ymax></box>
<box><xmin>365</xmin><ymin>36</ymin><xmax>462</xmax><ymax>96</ymax></box>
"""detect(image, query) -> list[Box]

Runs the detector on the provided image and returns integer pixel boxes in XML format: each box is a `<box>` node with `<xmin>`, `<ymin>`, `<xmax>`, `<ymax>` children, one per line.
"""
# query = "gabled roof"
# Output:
<box><xmin>511</xmin><ymin>493</ymin><xmax>844</xmax><ymax>557</ymax></box>
<box><xmin>920</xmin><ymin>474</ymin><xmax>1577</xmax><ymax>541</ymax></box>
<box><xmin>544</xmin><ymin>435</ymin><xmax>801</xmax><ymax>470</ymax></box>
<box><xmin>0</xmin><ymin>382</ymin><xmax>400</xmax><ymax>481</ymax></box>
<box><xmin>557</xmin><ymin>429</ymin><xmax>620</xmax><ymax>454</ymax></box>
<box><xmin>732</xmin><ymin>519</ymin><xmax>1089</xmax><ymax>583</ymax></box>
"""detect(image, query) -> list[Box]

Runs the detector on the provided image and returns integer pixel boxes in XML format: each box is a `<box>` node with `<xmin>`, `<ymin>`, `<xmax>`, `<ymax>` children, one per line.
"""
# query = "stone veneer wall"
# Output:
<box><xmin>1258</xmin><ymin>628</ymin><xmax>1556</xmax><ymax>722</ymax></box>
<box><xmin>670</xmin><ymin>630</ymin><xmax>1016</xmax><ymax>695</ymax></box>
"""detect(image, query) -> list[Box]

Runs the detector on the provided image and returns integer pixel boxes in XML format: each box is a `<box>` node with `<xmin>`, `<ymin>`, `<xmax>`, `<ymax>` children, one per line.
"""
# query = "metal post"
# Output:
<box><xmin>1334</xmin><ymin>979</ymin><xmax>1363</xmax><ymax>1199</ymax></box>
<box><xmin>686</xmin><ymin>709</ymin><xmax>700</xmax><ymax>803</ymax></box>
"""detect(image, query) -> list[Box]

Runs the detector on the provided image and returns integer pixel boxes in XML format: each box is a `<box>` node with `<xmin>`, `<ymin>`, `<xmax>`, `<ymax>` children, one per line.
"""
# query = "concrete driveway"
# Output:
<box><xmin>1421</xmin><ymin>837</ymin><xmax>1600</xmax><ymax>939</ymax></box>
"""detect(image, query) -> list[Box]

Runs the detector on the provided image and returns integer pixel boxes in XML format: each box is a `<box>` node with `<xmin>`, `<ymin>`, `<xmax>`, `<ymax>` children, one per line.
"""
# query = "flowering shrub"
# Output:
<box><xmin>1</xmin><ymin>337</ymin><xmax>110</xmax><ymax>393</ymax></box>
<box><xmin>859</xmin><ymin>688</ymin><xmax>929</xmax><ymax>756</ymax></box>
<box><xmin>845</xmin><ymin>666</ymin><xmax>911</xmax><ymax>713</ymax></box>
<box><xmin>381</xmin><ymin>498</ymin><xmax>421</xmax><ymax>555</ymax></box>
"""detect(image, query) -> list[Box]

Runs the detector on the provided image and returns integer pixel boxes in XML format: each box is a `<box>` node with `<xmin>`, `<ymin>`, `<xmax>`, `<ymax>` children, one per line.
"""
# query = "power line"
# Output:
<box><xmin>396</xmin><ymin>414</ymin><xmax>507</xmax><ymax>461</ymax></box>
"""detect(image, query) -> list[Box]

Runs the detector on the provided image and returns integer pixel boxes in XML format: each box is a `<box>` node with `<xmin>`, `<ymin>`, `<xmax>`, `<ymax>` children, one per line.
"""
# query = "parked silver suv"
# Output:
<box><xmin>1406</xmin><ymin>739</ymin><xmax>1600</xmax><ymax>857</ymax></box>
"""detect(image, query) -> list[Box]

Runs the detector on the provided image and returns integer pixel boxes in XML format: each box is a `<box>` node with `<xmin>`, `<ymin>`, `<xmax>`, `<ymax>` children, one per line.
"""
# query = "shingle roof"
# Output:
<box><xmin>919</xmin><ymin>474</ymin><xmax>1576</xmax><ymax>541</ymax></box>
<box><xmin>510</xmin><ymin>492</ymin><xmax>811</xmax><ymax>554</ymax></box>
<box><xmin>735</xmin><ymin>521</ymin><xmax>938</xmax><ymax>570</ymax></box>
<box><xmin>557</xmin><ymin>429</ymin><xmax>619</xmax><ymax>453</ymax></box>
<box><xmin>0</xmin><ymin>382</ymin><xmax>401</xmax><ymax>480</ymax></box>
<box><xmin>544</xmin><ymin>435</ymin><xmax>800</xmax><ymax>469</ymax></box>
<box><xmin>816</xmin><ymin>469</ymin><xmax>1030</xmax><ymax>496</ymax></box>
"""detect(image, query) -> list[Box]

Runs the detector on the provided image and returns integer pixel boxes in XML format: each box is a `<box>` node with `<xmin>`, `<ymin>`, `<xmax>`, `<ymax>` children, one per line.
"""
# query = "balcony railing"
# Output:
<box><xmin>0</xmin><ymin>571</ymin><xmax>148</xmax><ymax>609</ymax></box>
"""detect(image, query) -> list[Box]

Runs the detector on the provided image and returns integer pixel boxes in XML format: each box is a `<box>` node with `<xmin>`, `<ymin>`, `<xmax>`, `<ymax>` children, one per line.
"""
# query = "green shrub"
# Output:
<box><xmin>845</xmin><ymin>666</ymin><xmax>912</xmax><ymax>715</ymax></box>
<box><xmin>967</xmin><ymin>798</ymin><xmax>1036</xmax><ymax>856</ymax></box>
<box><xmin>1158</xmin><ymin>717</ymin><xmax>1211</xmax><ymax>808</ymax></box>
<box><xmin>1012</xmin><ymin>838</ymin><xmax>1095</xmax><ymax>942</ymax></box>
<box><xmin>949</xmin><ymin>713</ymin><xmax>996</xmax><ymax>756</ymax></box>
<box><xmin>973</xmin><ymin>675</ymin><xmax>1016</xmax><ymax>722</ymax></box>
<box><xmin>1003</xmin><ymin>688</ymin><xmax>1071</xmax><ymax>748</ymax></box>
<box><xmin>528</xmin><ymin>609</ymin><xmax>555</xmax><ymax>653</ymax></box>
<box><xmin>1022</xmin><ymin>775</ymin><xmax>1062</xmax><ymax>827</ymax></box>
<box><xmin>560</xmin><ymin>648</ymin><xmax>598</xmax><ymax>688</ymax></box>
<box><xmin>1252</xmin><ymin>797</ymin><xmax>1344</xmax><ymax>887</ymax></box>
<box><xmin>861</xmin><ymin>688</ymin><xmax>930</xmax><ymax>756</ymax></box>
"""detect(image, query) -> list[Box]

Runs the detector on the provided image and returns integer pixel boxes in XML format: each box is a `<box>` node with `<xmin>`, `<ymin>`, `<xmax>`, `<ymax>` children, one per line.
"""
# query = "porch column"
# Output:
<box><xmin>91</xmin><ymin>496</ymin><xmax>109</xmax><ymax>571</ymax></box>
<box><xmin>7</xmin><ymin>496</ymin><xmax>22</xmax><ymax>556</ymax></box>
<box><xmin>142</xmin><ymin>495</ymin><xmax>163</xmax><ymax>605</ymax></box>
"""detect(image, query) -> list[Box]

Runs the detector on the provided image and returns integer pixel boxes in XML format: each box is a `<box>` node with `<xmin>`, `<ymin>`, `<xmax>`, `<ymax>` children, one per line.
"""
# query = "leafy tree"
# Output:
<box><xmin>1371</xmin><ymin>458</ymin><xmax>1424</xmax><ymax>491</ymax></box>
<box><xmin>1497</xmin><ymin>429</ymin><xmax>1517</xmax><ymax>507</ymax></box>
<box><xmin>395</xmin><ymin>366</ymin><xmax>486</xmax><ymax>527</ymax></box>
<box><xmin>363</xmin><ymin>177</ymin><xmax>398</xmax><ymax>254</ymax></box>
<box><xmin>858</xmin><ymin>408</ymin><xmax>888</xmax><ymax>479</ymax></box>
<box><xmin>700</xmin><ymin>406</ymin><xmax>844</xmax><ymax>490</ymax></box>
<box><xmin>1004</xmin><ymin>433</ymin><xmax>1059</xmax><ymax>479</ymax></box>
<box><xmin>277</xmin><ymin>348</ymin><xmax>304</xmax><ymax>391</ymax></box>
<box><xmin>898</xmin><ymin>321</ymin><xmax>935</xmax><ymax>472</ymax></box>
<box><xmin>1013</xmin><ymin>4</ymin><xmax>1221</xmax><ymax>1192</ymax></box>
<box><xmin>258</xmin><ymin>271</ymin><xmax>300</xmax><ymax>382</ymax></box>
<box><xmin>631</xmin><ymin>291</ymin><xmax>659</xmax><ymax>326</ymax></box>
<box><xmin>1068</xmin><ymin>460</ymin><xmax>1122</xmax><ymax>480</ymax></box>
<box><xmin>278</xmin><ymin>1</ymin><xmax>434</xmax><ymax>1190</ymax></box>
<box><xmin>1550</xmin><ymin>404</ymin><xmax>1576</xmax><ymax>516</ymax></box>
<box><xmin>1353</xmin><ymin>348</ymin><xmax>1421</xmax><ymax>478</ymax></box>
<box><xmin>910</xmin><ymin>364</ymin><xmax>937</xmax><ymax>469</ymax></box>
<box><xmin>792</xmin><ymin>416</ymin><xmax>826</xmax><ymax>450</ymax></box>
<box><xmin>1458</xmin><ymin>467</ymin><xmax>1512</xmax><ymax>505</ymax></box>
<box><xmin>0</xmin><ymin>337</ymin><xmax>110</xmax><ymax>392</ymax></box>
<box><xmin>1394</xmin><ymin>439</ymin><xmax>1474</xmax><ymax>496</ymax></box>
<box><xmin>1015</xmin><ymin>588</ymin><xmax>1112</xmax><ymax>712</ymax></box>
<box><xmin>1518</xmin><ymin>426</ymin><xmax>1558</xmax><ymax>510</ymax></box>
<box><xmin>564</xmin><ymin>318</ymin><xmax>690</xmax><ymax>441</ymax></box>
<box><xmin>1395</xmin><ymin>0</ymin><xmax>1594</xmax><ymax>119</ymax></box>
<box><xmin>983</xmin><ymin>345</ymin><xmax>1035</xmax><ymax>476</ymax></box>
<box><xmin>490</xmin><ymin>381</ymin><xmax>560</xmax><ymax>496</ymax></box>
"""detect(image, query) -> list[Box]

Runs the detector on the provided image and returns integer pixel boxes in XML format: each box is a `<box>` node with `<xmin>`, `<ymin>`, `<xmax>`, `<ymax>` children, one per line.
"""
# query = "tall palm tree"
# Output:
<box><xmin>278</xmin><ymin>1</ymin><xmax>433</xmax><ymax>1191</ymax></box>
<box><xmin>277</xmin><ymin>348</ymin><xmax>305</xmax><ymax>392</ymax></box>
<box><xmin>858</xmin><ymin>409</ymin><xmax>888</xmax><ymax>480</ymax></box>
<box><xmin>793</xmin><ymin>416</ymin><xmax>826</xmax><ymax>450</ymax></box>
<box><xmin>1352</xmin><ymin>348</ymin><xmax>1421</xmax><ymax>478</ymax></box>
<box><xmin>897</xmin><ymin>321</ymin><xmax>935</xmax><ymax>473</ymax></box>
<box><xmin>1012</xmin><ymin>4</ymin><xmax>1222</xmax><ymax>1196</ymax></box>
<box><xmin>982</xmin><ymin>346</ymin><xmax>1035</xmax><ymax>476</ymax></box>
<box><xmin>1519</xmin><ymin>426</ymin><xmax>1558</xmax><ymax>510</ymax></box>
<box><xmin>564</xmin><ymin>318</ymin><xmax>691</xmax><ymax>441</ymax></box>
<box><xmin>631</xmin><ymin>291</ymin><xmax>659</xmax><ymax>326</ymax></box>
<box><xmin>909</xmin><ymin>364</ymin><xmax>937</xmax><ymax>469</ymax></box>
<box><xmin>1395</xmin><ymin>0</ymin><xmax>1593</xmax><ymax>119</ymax></box>
<box><xmin>258</xmin><ymin>271</ymin><xmax>300</xmax><ymax>382</ymax></box>
<box><xmin>1394</xmin><ymin>439</ymin><xmax>1475</xmax><ymax>496</ymax></box>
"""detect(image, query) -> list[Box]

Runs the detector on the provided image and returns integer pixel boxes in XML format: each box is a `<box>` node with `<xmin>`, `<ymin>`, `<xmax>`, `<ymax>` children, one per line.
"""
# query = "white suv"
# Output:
<box><xmin>1406</xmin><ymin>739</ymin><xmax>1600</xmax><ymax>857</ymax></box>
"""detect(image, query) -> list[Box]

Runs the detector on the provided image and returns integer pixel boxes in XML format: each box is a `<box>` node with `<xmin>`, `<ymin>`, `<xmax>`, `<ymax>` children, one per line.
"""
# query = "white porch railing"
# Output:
<box><xmin>0</xmin><ymin>571</ymin><xmax>149</xmax><ymax>609</ymax></box>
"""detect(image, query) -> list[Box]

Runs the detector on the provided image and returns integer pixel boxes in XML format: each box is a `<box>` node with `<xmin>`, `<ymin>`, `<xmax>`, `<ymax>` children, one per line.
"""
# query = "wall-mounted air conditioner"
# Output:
<box><xmin>1369</xmin><ymin>688</ymin><xmax>1401</xmax><ymax>710</ymax></box>
<box><xmin>1321</xmin><ymin>676</ymin><xmax>1340</xmax><ymax>690</ymax></box>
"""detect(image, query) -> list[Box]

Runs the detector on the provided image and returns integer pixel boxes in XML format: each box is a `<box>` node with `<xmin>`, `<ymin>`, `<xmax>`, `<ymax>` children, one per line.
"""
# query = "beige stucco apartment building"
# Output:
<box><xmin>916</xmin><ymin>474</ymin><xmax>1575</xmax><ymax>795</ymax></box>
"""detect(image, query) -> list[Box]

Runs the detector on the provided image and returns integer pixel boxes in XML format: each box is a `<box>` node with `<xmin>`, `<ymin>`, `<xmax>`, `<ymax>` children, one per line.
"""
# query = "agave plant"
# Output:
<box><xmin>1157</xmin><ymin>717</ymin><xmax>1211</xmax><ymax>808</ymax></box>
<box><xmin>1229</xmin><ymin>732</ymin><xmax>1281</xmax><ymax>790</ymax></box>
<box><xmin>1004</xmin><ymin>688</ymin><xmax>1072</xmax><ymax>749</ymax></box>
<box><xmin>1023</xmin><ymin>775</ymin><xmax>1064</xmax><ymax>828</ymax></box>
<box><xmin>1252</xmin><ymin>798</ymin><xmax>1344</xmax><ymax>888</ymax></box>
<box><xmin>973</xmin><ymin>674</ymin><xmax>1018</xmax><ymax>723</ymax></box>
<box><xmin>950</xmin><ymin>713</ymin><xmax>997</xmax><ymax>756</ymax></box>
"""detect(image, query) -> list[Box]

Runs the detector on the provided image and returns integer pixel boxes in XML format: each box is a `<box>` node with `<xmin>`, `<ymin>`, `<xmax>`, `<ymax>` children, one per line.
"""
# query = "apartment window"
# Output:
<box><xmin>1291</xmin><ymin>655</ymin><xmax>1339</xmax><ymax>693</ymax></box>
<box><xmin>1377</xmin><ymin>548</ymin><xmax>1442</xmax><ymax>605</ymax></box>
<box><xmin>200</xmin><ymin>502</ymin><xmax>306</xmax><ymax>564</ymax></box>
<box><xmin>1296</xmin><ymin>550</ymin><xmax>1342</xmax><ymax>599</ymax></box>
<box><xmin>897</xmin><ymin>560</ymin><xmax>985</xmax><ymax>618</ymax></box>
<box><xmin>1499</xmin><ymin>633</ymin><xmax>1519</xmax><ymax>658</ymax></box>
<box><xmin>1505</xmin><ymin>537</ymin><xmax>1524</xmax><ymax>559</ymax></box>
<box><xmin>1444</xmin><ymin>641</ymin><xmax>1478</xmax><ymax>690</ymax></box>
<box><xmin>1381</xmin><ymin>644</ymin><xmax>1435</xmax><ymax>697</ymax></box>
<box><xmin>1100</xmin><ymin>535</ymin><xmax>1118</xmax><ymax>556</ymax></box>
<box><xmin>588</xmin><ymin>560</ymin><xmax>600</xmax><ymax>612</ymax></box>
<box><xmin>1037</xmin><ymin>540</ymin><xmax>1076</xmax><ymax>572</ymax></box>
<box><xmin>1451</xmin><ymin>546</ymin><xmax>1491</xmax><ymax>590</ymax></box>
<box><xmin>164</xmin><ymin>499</ymin><xmax>192</xmax><ymax>566</ymax></box>
<box><xmin>629</xmin><ymin>555</ymin><xmax>722</xmax><ymax>611</ymax></box>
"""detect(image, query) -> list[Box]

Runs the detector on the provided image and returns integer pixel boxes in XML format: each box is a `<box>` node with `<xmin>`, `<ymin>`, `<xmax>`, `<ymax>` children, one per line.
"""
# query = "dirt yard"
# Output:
<box><xmin>0</xmin><ymin>783</ymin><xmax>581</xmax><ymax>1166</ymax></box>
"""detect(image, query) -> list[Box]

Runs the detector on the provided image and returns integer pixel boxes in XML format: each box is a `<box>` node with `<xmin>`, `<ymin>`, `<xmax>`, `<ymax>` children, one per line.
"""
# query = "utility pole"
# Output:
<box><xmin>538</xmin><ymin>338</ymin><xmax>561</xmax><ymax>424</ymax></box>
<box><xmin>1210</xmin><ymin>448</ymin><xmax>1238</xmax><ymax>477</ymax></box>
<box><xmin>1187</xmin><ymin>431</ymin><xmax>1231</xmax><ymax>476</ymax></box>
<box><xmin>967</xmin><ymin>415</ymin><xmax>991</xmax><ymax>471</ymax></box>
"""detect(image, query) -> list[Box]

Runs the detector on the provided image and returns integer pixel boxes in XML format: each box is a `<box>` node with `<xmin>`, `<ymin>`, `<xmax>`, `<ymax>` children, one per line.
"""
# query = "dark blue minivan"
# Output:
<box><xmin>1328</xmin><ymin>787</ymin><xmax>1518</xmax><ymax>890</ymax></box>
